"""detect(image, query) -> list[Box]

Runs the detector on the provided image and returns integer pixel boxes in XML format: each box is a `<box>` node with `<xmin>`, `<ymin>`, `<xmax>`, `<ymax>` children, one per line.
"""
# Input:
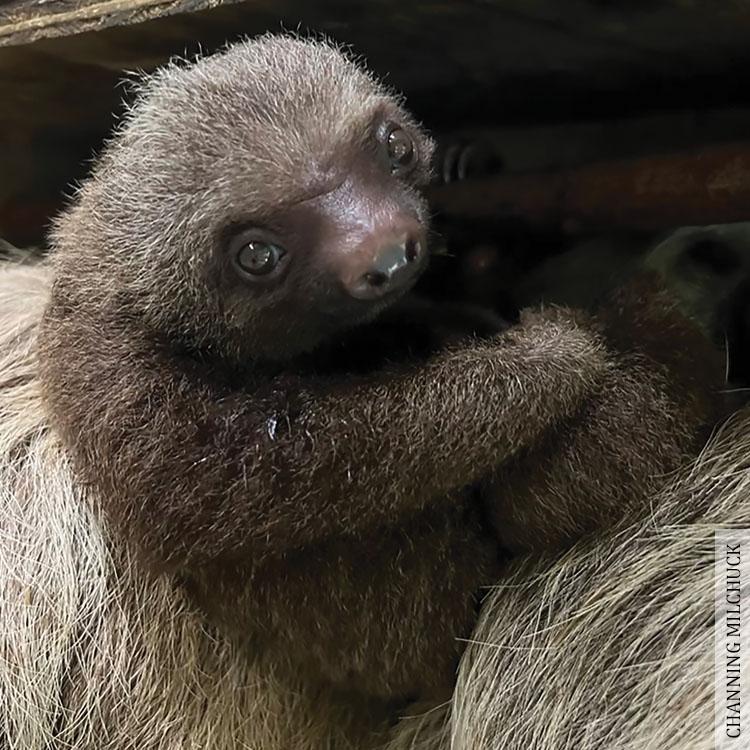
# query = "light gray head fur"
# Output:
<box><xmin>50</xmin><ymin>35</ymin><xmax>433</xmax><ymax>361</ymax></box>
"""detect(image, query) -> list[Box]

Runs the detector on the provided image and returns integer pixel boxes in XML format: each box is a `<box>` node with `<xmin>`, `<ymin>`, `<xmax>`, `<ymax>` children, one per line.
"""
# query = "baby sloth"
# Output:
<box><xmin>38</xmin><ymin>35</ymin><xmax>723</xmax><ymax>701</ymax></box>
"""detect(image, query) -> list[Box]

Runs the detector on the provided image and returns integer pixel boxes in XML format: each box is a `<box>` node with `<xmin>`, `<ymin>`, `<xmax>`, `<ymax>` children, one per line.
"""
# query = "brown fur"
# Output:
<box><xmin>37</xmin><ymin>35</ymin><xmax>723</xmax><ymax>703</ymax></box>
<box><xmin>0</xmin><ymin>262</ymin><xmax>395</xmax><ymax>749</ymax></box>
<box><xmin>487</xmin><ymin>277</ymin><xmax>722</xmax><ymax>551</ymax></box>
<box><xmin>0</xmin><ymin>253</ymin><xmax>741</xmax><ymax>750</ymax></box>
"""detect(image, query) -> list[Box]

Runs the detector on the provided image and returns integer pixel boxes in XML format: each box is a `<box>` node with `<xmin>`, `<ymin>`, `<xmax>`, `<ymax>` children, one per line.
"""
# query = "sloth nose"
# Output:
<box><xmin>346</xmin><ymin>230</ymin><xmax>425</xmax><ymax>300</ymax></box>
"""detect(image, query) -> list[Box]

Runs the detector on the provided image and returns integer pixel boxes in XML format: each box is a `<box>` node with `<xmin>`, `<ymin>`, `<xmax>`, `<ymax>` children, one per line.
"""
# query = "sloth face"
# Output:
<box><xmin>52</xmin><ymin>36</ymin><xmax>435</xmax><ymax>364</ymax></box>
<box><xmin>217</xmin><ymin>114</ymin><xmax>433</xmax><ymax>361</ymax></box>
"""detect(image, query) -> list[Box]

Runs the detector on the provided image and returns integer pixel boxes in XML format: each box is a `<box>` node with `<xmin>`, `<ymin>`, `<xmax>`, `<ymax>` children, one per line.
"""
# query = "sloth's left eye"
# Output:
<box><xmin>384</xmin><ymin>126</ymin><xmax>416</xmax><ymax>174</ymax></box>
<box><xmin>234</xmin><ymin>241</ymin><xmax>285</xmax><ymax>277</ymax></box>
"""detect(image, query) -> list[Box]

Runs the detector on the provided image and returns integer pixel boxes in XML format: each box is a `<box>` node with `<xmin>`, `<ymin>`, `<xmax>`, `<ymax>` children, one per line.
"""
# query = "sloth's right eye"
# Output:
<box><xmin>385</xmin><ymin>126</ymin><xmax>415</xmax><ymax>173</ymax></box>
<box><xmin>374</xmin><ymin>121</ymin><xmax>418</xmax><ymax>177</ymax></box>
<box><xmin>229</xmin><ymin>234</ymin><xmax>287</xmax><ymax>280</ymax></box>
<box><xmin>236</xmin><ymin>242</ymin><xmax>283</xmax><ymax>276</ymax></box>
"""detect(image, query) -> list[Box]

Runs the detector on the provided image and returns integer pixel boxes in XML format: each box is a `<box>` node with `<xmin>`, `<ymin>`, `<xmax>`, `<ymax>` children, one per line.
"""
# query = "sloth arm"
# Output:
<box><xmin>39</xmin><ymin>304</ymin><xmax>609</xmax><ymax>569</ymax></box>
<box><xmin>488</xmin><ymin>275</ymin><xmax>725</xmax><ymax>551</ymax></box>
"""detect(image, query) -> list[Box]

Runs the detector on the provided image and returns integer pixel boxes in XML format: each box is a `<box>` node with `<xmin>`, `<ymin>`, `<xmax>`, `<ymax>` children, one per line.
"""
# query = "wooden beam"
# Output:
<box><xmin>0</xmin><ymin>0</ymin><xmax>241</xmax><ymax>47</ymax></box>
<box><xmin>427</xmin><ymin>142</ymin><xmax>750</xmax><ymax>232</ymax></box>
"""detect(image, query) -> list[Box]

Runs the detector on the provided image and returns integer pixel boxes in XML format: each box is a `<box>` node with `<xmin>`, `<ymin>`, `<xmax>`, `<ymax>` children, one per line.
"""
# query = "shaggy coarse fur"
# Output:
<box><xmin>389</xmin><ymin>407</ymin><xmax>750</xmax><ymax>750</ymax></box>
<box><xmin>32</xmin><ymin>35</ymin><xmax>726</xmax><ymax>702</ymax></box>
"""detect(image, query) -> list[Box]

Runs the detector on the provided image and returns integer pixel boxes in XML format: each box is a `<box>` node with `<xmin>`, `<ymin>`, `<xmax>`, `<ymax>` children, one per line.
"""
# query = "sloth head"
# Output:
<box><xmin>50</xmin><ymin>35</ymin><xmax>435</xmax><ymax>362</ymax></box>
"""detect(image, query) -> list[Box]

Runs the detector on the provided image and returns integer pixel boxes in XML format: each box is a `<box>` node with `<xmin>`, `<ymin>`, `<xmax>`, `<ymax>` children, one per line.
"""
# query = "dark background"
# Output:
<box><xmin>3</xmin><ymin>0</ymin><xmax>750</xmax><ymax>246</ymax></box>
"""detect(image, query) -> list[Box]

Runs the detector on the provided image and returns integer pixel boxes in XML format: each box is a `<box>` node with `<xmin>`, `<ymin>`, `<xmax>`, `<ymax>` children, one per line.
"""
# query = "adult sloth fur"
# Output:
<box><xmin>393</xmin><ymin>410</ymin><xmax>750</xmax><ymax>750</ymax></box>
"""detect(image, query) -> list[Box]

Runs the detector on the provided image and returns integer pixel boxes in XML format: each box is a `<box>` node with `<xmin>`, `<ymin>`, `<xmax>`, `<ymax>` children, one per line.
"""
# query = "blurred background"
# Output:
<box><xmin>4</xmin><ymin>0</ymin><xmax>750</xmax><ymax>376</ymax></box>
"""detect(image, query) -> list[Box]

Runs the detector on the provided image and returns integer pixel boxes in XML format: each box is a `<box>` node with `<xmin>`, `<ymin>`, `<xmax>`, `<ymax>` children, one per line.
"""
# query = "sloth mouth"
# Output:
<box><xmin>339</xmin><ymin>275</ymin><xmax>421</xmax><ymax>322</ymax></box>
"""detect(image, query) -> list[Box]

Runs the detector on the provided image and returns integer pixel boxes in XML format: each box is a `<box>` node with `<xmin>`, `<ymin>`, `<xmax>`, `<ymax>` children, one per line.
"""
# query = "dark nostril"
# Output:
<box><xmin>363</xmin><ymin>270</ymin><xmax>389</xmax><ymax>288</ymax></box>
<box><xmin>346</xmin><ymin>231</ymin><xmax>425</xmax><ymax>300</ymax></box>
<box><xmin>405</xmin><ymin>237</ymin><xmax>420</xmax><ymax>264</ymax></box>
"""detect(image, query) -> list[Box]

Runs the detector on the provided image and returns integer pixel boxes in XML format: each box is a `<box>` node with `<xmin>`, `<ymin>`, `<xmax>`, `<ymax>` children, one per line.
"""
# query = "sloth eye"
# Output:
<box><xmin>234</xmin><ymin>241</ymin><xmax>285</xmax><ymax>277</ymax></box>
<box><xmin>384</xmin><ymin>125</ymin><xmax>416</xmax><ymax>174</ymax></box>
